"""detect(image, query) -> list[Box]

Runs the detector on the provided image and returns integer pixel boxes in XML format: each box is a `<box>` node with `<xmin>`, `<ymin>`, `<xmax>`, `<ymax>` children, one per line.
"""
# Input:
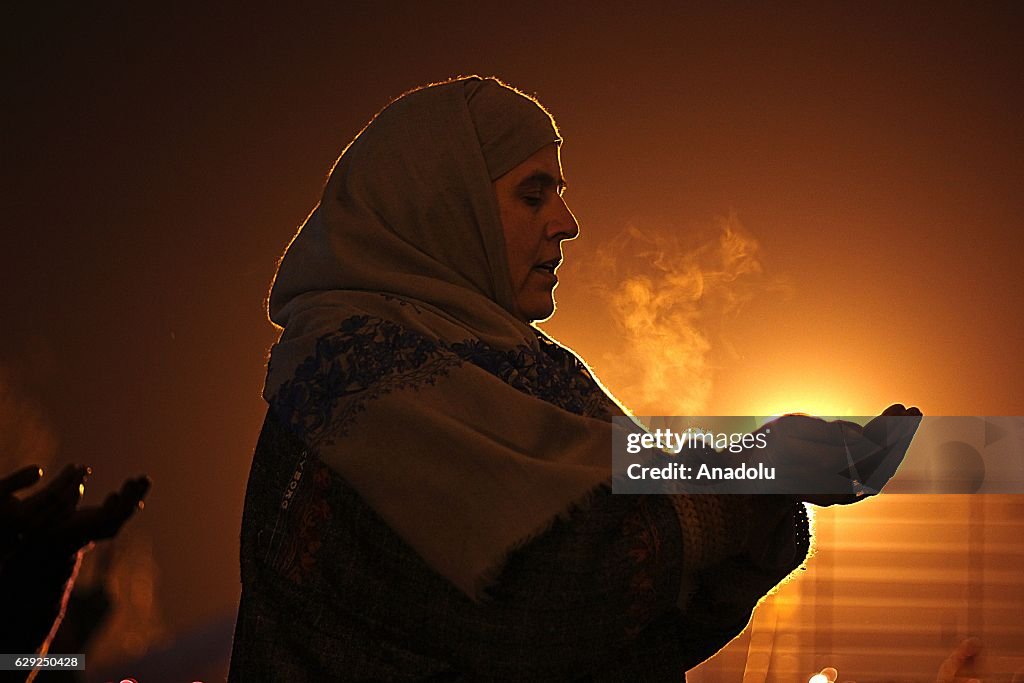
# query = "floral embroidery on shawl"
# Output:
<box><xmin>272</xmin><ymin>316</ymin><xmax>464</xmax><ymax>449</ymax></box>
<box><xmin>452</xmin><ymin>334</ymin><xmax>615</xmax><ymax>420</ymax></box>
<box><xmin>270</xmin><ymin>314</ymin><xmax>617</xmax><ymax>451</ymax></box>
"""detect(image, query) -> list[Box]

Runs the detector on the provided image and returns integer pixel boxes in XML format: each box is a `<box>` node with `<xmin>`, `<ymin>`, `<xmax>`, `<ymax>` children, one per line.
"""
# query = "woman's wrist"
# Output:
<box><xmin>737</xmin><ymin>495</ymin><xmax>801</xmax><ymax>568</ymax></box>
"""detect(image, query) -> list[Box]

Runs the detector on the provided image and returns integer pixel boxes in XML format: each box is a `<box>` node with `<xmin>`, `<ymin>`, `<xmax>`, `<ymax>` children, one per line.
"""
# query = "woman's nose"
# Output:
<box><xmin>551</xmin><ymin>198</ymin><xmax>580</xmax><ymax>241</ymax></box>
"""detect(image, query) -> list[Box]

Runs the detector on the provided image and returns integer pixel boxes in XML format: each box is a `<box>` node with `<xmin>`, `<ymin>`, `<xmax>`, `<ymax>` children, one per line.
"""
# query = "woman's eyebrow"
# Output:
<box><xmin>517</xmin><ymin>171</ymin><xmax>568</xmax><ymax>193</ymax></box>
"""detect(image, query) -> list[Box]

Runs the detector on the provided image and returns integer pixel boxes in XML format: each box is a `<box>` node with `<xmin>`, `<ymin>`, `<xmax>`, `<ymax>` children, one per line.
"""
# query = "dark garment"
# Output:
<box><xmin>228</xmin><ymin>411</ymin><xmax>808</xmax><ymax>681</ymax></box>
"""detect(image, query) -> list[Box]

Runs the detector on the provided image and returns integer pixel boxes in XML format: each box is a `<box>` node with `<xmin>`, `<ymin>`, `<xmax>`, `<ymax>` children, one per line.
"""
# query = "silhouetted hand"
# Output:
<box><xmin>0</xmin><ymin>463</ymin><xmax>150</xmax><ymax>656</ymax></box>
<box><xmin>760</xmin><ymin>403</ymin><xmax>922</xmax><ymax>506</ymax></box>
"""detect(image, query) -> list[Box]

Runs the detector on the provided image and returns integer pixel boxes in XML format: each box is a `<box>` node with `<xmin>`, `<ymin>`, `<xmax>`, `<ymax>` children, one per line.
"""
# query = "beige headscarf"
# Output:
<box><xmin>264</xmin><ymin>77</ymin><xmax>626</xmax><ymax>599</ymax></box>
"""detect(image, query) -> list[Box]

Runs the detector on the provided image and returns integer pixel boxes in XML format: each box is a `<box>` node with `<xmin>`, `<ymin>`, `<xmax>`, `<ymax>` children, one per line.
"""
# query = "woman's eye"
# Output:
<box><xmin>522</xmin><ymin>194</ymin><xmax>543</xmax><ymax>207</ymax></box>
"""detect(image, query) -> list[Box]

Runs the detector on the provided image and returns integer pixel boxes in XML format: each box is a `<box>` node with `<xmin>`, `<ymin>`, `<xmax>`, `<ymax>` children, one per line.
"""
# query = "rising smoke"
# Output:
<box><xmin>568</xmin><ymin>212</ymin><xmax>786</xmax><ymax>416</ymax></box>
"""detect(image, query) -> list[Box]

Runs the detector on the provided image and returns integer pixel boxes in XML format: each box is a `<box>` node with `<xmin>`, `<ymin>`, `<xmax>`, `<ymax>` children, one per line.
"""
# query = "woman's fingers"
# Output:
<box><xmin>0</xmin><ymin>464</ymin><xmax>44</xmax><ymax>498</ymax></box>
<box><xmin>58</xmin><ymin>475</ymin><xmax>151</xmax><ymax>546</ymax></box>
<box><xmin>864</xmin><ymin>405</ymin><xmax>919</xmax><ymax>444</ymax></box>
<box><xmin>17</xmin><ymin>464</ymin><xmax>90</xmax><ymax>533</ymax></box>
<box><xmin>859</xmin><ymin>411</ymin><xmax>923</xmax><ymax>490</ymax></box>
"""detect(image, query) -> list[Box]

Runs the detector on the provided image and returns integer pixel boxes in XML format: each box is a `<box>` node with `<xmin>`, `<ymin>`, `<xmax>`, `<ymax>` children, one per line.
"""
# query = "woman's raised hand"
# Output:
<box><xmin>1</xmin><ymin>463</ymin><xmax>150</xmax><ymax>554</ymax></box>
<box><xmin>0</xmin><ymin>462</ymin><xmax>150</xmax><ymax>655</ymax></box>
<box><xmin>760</xmin><ymin>404</ymin><xmax>922</xmax><ymax>506</ymax></box>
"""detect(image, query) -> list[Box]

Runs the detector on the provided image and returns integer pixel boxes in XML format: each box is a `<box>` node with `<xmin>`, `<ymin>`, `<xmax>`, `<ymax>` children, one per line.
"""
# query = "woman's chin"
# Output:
<box><xmin>521</xmin><ymin>298</ymin><xmax>556</xmax><ymax>323</ymax></box>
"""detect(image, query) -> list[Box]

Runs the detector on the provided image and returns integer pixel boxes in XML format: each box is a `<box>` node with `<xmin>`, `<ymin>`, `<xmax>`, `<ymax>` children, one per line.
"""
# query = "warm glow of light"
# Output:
<box><xmin>808</xmin><ymin>674</ymin><xmax>829</xmax><ymax>683</ymax></box>
<box><xmin>738</xmin><ymin>376</ymin><xmax>877</xmax><ymax>419</ymax></box>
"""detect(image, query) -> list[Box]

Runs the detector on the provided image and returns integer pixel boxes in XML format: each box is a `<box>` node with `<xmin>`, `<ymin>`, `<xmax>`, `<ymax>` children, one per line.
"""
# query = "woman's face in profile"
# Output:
<box><xmin>493</xmin><ymin>143</ymin><xmax>580</xmax><ymax>322</ymax></box>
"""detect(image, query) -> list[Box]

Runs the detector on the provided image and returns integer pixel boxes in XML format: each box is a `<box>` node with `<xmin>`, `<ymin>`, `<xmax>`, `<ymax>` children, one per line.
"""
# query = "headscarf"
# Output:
<box><xmin>263</xmin><ymin>76</ymin><xmax>626</xmax><ymax>599</ymax></box>
<box><xmin>269</xmin><ymin>76</ymin><xmax>561</xmax><ymax>335</ymax></box>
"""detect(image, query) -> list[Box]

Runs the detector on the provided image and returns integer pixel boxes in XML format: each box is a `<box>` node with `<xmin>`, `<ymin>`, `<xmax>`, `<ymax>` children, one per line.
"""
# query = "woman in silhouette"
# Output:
<box><xmin>228</xmin><ymin>76</ymin><xmax>918</xmax><ymax>681</ymax></box>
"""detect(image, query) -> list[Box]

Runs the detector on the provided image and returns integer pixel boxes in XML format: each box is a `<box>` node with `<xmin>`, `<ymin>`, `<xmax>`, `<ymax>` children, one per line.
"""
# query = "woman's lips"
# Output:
<box><xmin>531</xmin><ymin>256</ymin><xmax>561</xmax><ymax>284</ymax></box>
<box><xmin>532</xmin><ymin>266</ymin><xmax>558</xmax><ymax>283</ymax></box>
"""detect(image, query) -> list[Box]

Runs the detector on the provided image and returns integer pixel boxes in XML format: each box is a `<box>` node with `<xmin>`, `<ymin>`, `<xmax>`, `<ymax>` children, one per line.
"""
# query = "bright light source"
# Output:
<box><xmin>808</xmin><ymin>674</ymin><xmax>829</xmax><ymax>683</ymax></box>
